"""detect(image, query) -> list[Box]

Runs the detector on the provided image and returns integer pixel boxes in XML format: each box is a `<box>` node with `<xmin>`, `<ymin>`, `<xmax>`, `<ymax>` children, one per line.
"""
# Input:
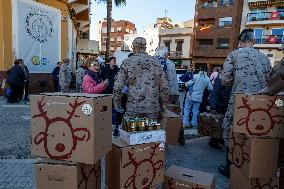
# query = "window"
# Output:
<box><xmin>110</xmin><ymin>37</ymin><xmax>115</xmax><ymax>42</ymax></box>
<box><xmin>164</xmin><ymin>41</ymin><xmax>171</xmax><ymax>51</ymax></box>
<box><xmin>117</xmin><ymin>27</ymin><xmax>122</xmax><ymax>32</ymax></box>
<box><xmin>117</xmin><ymin>36</ymin><xmax>122</xmax><ymax>41</ymax></box>
<box><xmin>248</xmin><ymin>8</ymin><xmax>267</xmax><ymax>21</ymax></box>
<box><xmin>219</xmin><ymin>17</ymin><xmax>232</xmax><ymax>28</ymax></box>
<box><xmin>102</xmin><ymin>37</ymin><xmax>107</xmax><ymax>42</ymax></box>
<box><xmin>272</xmin><ymin>28</ymin><xmax>284</xmax><ymax>43</ymax></box>
<box><xmin>198</xmin><ymin>39</ymin><xmax>213</xmax><ymax>46</ymax></box>
<box><xmin>202</xmin><ymin>1</ymin><xmax>217</xmax><ymax>8</ymax></box>
<box><xmin>110</xmin><ymin>46</ymin><xmax>115</xmax><ymax>51</ymax></box>
<box><xmin>111</xmin><ymin>28</ymin><xmax>115</xmax><ymax>32</ymax></box>
<box><xmin>254</xmin><ymin>29</ymin><xmax>263</xmax><ymax>44</ymax></box>
<box><xmin>217</xmin><ymin>38</ymin><xmax>230</xmax><ymax>48</ymax></box>
<box><xmin>102</xmin><ymin>27</ymin><xmax>107</xmax><ymax>33</ymax></box>
<box><xmin>117</xmin><ymin>46</ymin><xmax>122</xmax><ymax>51</ymax></box>
<box><xmin>220</xmin><ymin>0</ymin><xmax>234</xmax><ymax>6</ymax></box>
<box><xmin>176</xmin><ymin>41</ymin><xmax>183</xmax><ymax>51</ymax></box>
<box><xmin>101</xmin><ymin>45</ymin><xmax>106</xmax><ymax>51</ymax></box>
<box><xmin>126</xmin><ymin>28</ymin><xmax>130</xmax><ymax>33</ymax></box>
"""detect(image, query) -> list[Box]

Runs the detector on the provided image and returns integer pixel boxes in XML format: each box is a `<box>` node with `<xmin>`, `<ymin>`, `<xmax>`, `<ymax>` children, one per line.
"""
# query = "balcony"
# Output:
<box><xmin>246</xmin><ymin>11</ymin><xmax>284</xmax><ymax>26</ymax></box>
<box><xmin>168</xmin><ymin>51</ymin><xmax>184</xmax><ymax>59</ymax></box>
<box><xmin>254</xmin><ymin>35</ymin><xmax>283</xmax><ymax>48</ymax></box>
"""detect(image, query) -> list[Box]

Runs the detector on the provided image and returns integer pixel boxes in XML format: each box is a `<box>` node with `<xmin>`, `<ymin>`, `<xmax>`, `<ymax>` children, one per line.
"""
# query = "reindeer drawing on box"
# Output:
<box><xmin>237</xmin><ymin>96</ymin><xmax>284</xmax><ymax>136</ymax></box>
<box><xmin>78</xmin><ymin>164</ymin><xmax>100</xmax><ymax>189</ymax></box>
<box><xmin>123</xmin><ymin>143</ymin><xmax>164</xmax><ymax>189</ymax></box>
<box><xmin>32</xmin><ymin>97</ymin><xmax>91</xmax><ymax>160</ymax></box>
<box><xmin>252</xmin><ymin>178</ymin><xmax>279</xmax><ymax>189</ymax></box>
<box><xmin>229</xmin><ymin>132</ymin><xmax>249</xmax><ymax>168</ymax></box>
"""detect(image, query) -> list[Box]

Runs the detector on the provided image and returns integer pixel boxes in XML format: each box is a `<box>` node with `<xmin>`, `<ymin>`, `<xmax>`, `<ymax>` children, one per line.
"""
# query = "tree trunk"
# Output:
<box><xmin>105</xmin><ymin>0</ymin><xmax>112</xmax><ymax>62</ymax></box>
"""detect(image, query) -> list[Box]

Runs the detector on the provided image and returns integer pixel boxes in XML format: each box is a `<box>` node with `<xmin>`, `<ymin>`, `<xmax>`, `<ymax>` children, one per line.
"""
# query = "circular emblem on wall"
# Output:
<box><xmin>26</xmin><ymin>8</ymin><xmax>54</xmax><ymax>43</ymax></box>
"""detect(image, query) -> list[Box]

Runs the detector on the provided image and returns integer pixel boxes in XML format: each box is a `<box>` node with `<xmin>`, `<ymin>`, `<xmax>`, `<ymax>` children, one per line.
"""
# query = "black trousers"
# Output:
<box><xmin>53</xmin><ymin>80</ymin><xmax>59</xmax><ymax>92</ymax></box>
<box><xmin>8</xmin><ymin>84</ymin><xmax>23</xmax><ymax>103</ymax></box>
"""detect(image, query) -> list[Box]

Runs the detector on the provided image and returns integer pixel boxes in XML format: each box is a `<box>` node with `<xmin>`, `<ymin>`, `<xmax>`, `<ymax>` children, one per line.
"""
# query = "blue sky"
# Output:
<box><xmin>90</xmin><ymin>0</ymin><xmax>196</xmax><ymax>39</ymax></box>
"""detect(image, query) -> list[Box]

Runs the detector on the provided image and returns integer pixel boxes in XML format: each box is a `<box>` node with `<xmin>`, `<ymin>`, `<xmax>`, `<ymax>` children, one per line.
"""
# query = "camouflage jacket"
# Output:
<box><xmin>165</xmin><ymin>59</ymin><xmax>179</xmax><ymax>96</ymax></box>
<box><xmin>220</xmin><ymin>47</ymin><xmax>272</xmax><ymax>103</ymax></box>
<box><xmin>113</xmin><ymin>52</ymin><xmax>169</xmax><ymax>114</ymax></box>
<box><xmin>59</xmin><ymin>63</ymin><xmax>71</xmax><ymax>87</ymax></box>
<box><xmin>75</xmin><ymin>67</ymin><xmax>85</xmax><ymax>85</ymax></box>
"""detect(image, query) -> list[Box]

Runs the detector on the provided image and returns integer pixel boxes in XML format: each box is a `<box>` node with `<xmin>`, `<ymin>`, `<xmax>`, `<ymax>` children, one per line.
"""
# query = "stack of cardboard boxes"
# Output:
<box><xmin>31</xmin><ymin>93</ymin><xmax>113</xmax><ymax>189</ymax></box>
<box><xmin>229</xmin><ymin>93</ymin><xmax>284</xmax><ymax>189</ymax></box>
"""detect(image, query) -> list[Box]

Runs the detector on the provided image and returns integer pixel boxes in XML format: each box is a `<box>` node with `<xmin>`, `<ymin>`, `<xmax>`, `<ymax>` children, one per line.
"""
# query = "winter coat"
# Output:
<box><xmin>210</xmin><ymin>74</ymin><xmax>232</xmax><ymax>114</ymax></box>
<box><xmin>165</xmin><ymin>59</ymin><xmax>179</xmax><ymax>96</ymax></box>
<box><xmin>75</xmin><ymin>67</ymin><xmax>85</xmax><ymax>85</ymax></box>
<box><xmin>82</xmin><ymin>74</ymin><xmax>106</xmax><ymax>94</ymax></box>
<box><xmin>113</xmin><ymin>52</ymin><xmax>169</xmax><ymax>114</ymax></box>
<box><xmin>185</xmin><ymin>72</ymin><xmax>213</xmax><ymax>103</ymax></box>
<box><xmin>220</xmin><ymin>47</ymin><xmax>272</xmax><ymax>104</ymax></box>
<box><xmin>52</xmin><ymin>67</ymin><xmax>60</xmax><ymax>81</ymax></box>
<box><xmin>59</xmin><ymin>63</ymin><xmax>71</xmax><ymax>88</ymax></box>
<box><xmin>101</xmin><ymin>64</ymin><xmax>119</xmax><ymax>94</ymax></box>
<box><xmin>7</xmin><ymin>65</ymin><xmax>26</xmax><ymax>87</ymax></box>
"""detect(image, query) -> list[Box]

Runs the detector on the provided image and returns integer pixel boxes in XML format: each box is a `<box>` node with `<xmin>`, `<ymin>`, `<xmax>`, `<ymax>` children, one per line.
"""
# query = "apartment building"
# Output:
<box><xmin>241</xmin><ymin>0</ymin><xmax>284</xmax><ymax>66</ymax></box>
<box><xmin>100</xmin><ymin>20</ymin><xmax>136</xmax><ymax>52</ymax></box>
<box><xmin>193</xmin><ymin>0</ymin><xmax>244</xmax><ymax>70</ymax></box>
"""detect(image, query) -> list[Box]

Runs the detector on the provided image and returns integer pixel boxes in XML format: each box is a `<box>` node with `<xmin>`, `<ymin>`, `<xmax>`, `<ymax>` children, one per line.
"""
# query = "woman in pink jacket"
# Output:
<box><xmin>82</xmin><ymin>60</ymin><xmax>109</xmax><ymax>94</ymax></box>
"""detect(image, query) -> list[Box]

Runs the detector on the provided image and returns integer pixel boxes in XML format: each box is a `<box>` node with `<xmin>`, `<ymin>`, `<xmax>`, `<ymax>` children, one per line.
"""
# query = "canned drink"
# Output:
<box><xmin>128</xmin><ymin>120</ymin><xmax>136</xmax><ymax>132</ymax></box>
<box><xmin>136</xmin><ymin>119</ymin><xmax>145</xmax><ymax>131</ymax></box>
<box><xmin>154</xmin><ymin>123</ymin><xmax>161</xmax><ymax>130</ymax></box>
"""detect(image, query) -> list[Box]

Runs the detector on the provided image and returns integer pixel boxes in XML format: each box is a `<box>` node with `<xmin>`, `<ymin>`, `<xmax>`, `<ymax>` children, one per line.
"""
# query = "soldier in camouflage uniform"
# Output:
<box><xmin>59</xmin><ymin>58</ymin><xmax>72</xmax><ymax>93</ymax></box>
<box><xmin>113</xmin><ymin>37</ymin><xmax>169</xmax><ymax>119</ymax></box>
<box><xmin>76</xmin><ymin>56</ymin><xmax>87</xmax><ymax>93</ymax></box>
<box><xmin>218</xmin><ymin>29</ymin><xmax>272</xmax><ymax>177</ymax></box>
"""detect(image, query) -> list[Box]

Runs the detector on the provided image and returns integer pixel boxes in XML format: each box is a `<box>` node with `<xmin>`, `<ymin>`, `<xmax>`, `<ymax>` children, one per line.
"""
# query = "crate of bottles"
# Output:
<box><xmin>119</xmin><ymin>116</ymin><xmax>166</xmax><ymax>145</ymax></box>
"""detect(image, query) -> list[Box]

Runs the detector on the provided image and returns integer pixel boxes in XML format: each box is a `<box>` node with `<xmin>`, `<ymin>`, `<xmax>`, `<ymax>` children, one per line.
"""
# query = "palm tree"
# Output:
<box><xmin>95</xmin><ymin>0</ymin><xmax>126</xmax><ymax>61</ymax></box>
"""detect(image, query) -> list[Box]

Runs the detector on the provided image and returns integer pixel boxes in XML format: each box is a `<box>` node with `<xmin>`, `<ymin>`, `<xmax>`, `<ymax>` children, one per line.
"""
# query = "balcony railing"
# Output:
<box><xmin>168</xmin><ymin>51</ymin><xmax>184</xmax><ymax>58</ymax></box>
<box><xmin>247</xmin><ymin>11</ymin><xmax>284</xmax><ymax>22</ymax></box>
<box><xmin>255</xmin><ymin>35</ymin><xmax>284</xmax><ymax>44</ymax></box>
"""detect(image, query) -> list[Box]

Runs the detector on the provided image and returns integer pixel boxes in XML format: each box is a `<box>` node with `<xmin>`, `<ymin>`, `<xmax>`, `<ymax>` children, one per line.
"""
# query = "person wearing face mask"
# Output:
<box><xmin>101</xmin><ymin>57</ymin><xmax>119</xmax><ymax>94</ymax></box>
<box><xmin>82</xmin><ymin>58</ymin><xmax>109</xmax><ymax>94</ymax></box>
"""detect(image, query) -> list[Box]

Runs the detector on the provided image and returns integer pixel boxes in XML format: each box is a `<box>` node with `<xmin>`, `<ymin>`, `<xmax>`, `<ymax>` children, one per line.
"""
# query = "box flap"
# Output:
<box><xmin>165</xmin><ymin>166</ymin><xmax>215</xmax><ymax>187</ymax></box>
<box><xmin>163</xmin><ymin>110</ymin><xmax>180</xmax><ymax>118</ymax></box>
<box><xmin>112</xmin><ymin>136</ymin><xmax>133</xmax><ymax>148</ymax></box>
<box><xmin>33</xmin><ymin>93</ymin><xmax>112</xmax><ymax>99</ymax></box>
<box><xmin>36</xmin><ymin>159</ymin><xmax>78</xmax><ymax>166</ymax></box>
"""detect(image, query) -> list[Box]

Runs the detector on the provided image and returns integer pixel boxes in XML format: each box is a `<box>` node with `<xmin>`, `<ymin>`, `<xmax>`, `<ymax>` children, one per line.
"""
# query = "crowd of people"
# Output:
<box><xmin>3</xmin><ymin>31</ymin><xmax>284</xmax><ymax>179</ymax></box>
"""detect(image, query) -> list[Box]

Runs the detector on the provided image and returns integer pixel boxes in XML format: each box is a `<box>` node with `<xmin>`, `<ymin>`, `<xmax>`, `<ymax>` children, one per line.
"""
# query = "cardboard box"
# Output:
<box><xmin>36</xmin><ymin>159</ymin><xmax>101</xmax><ymax>189</ymax></box>
<box><xmin>119</xmin><ymin>129</ymin><xmax>165</xmax><ymax>145</ymax></box>
<box><xmin>230</xmin><ymin>165</ymin><xmax>279</xmax><ymax>189</ymax></box>
<box><xmin>229</xmin><ymin>130</ymin><xmax>279</xmax><ymax>178</ymax></box>
<box><xmin>198</xmin><ymin>113</ymin><xmax>224</xmax><ymax>139</ymax></box>
<box><xmin>106</xmin><ymin>137</ymin><xmax>165</xmax><ymax>189</ymax></box>
<box><xmin>161</xmin><ymin>110</ymin><xmax>182</xmax><ymax>145</ymax></box>
<box><xmin>167</xmin><ymin>104</ymin><xmax>181</xmax><ymax>115</ymax></box>
<box><xmin>234</xmin><ymin>93</ymin><xmax>284</xmax><ymax>138</ymax></box>
<box><xmin>164</xmin><ymin>166</ymin><xmax>215</xmax><ymax>189</ymax></box>
<box><xmin>31</xmin><ymin>93</ymin><xmax>112</xmax><ymax>164</ymax></box>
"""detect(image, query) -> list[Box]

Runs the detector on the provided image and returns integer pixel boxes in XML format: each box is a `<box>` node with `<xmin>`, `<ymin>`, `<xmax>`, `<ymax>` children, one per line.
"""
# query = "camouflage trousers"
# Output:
<box><xmin>61</xmin><ymin>85</ymin><xmax>69</xmax><ymax>93</ymax></box>
<box><xmin>76</xmin><ymin>83</ymin><xmax>83</xmax><ymax>93</ymax></box>
<box><xmin>222</xmin><ymin>103</ymin><xmax>234</xmax><ymax>147</ymax></box>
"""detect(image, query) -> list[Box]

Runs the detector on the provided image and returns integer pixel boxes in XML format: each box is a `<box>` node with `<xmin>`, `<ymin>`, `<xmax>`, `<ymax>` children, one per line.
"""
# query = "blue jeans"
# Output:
<box><xmin>183</xmin><ymin>98</ymin><xmax>201</xmax><ymax>128</ymax></box>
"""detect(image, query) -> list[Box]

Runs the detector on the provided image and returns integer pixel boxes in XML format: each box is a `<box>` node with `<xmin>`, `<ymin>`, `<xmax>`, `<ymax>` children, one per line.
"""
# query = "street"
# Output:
<box><xmin>0</xmin><ymin>96</ymin><xmax>229</xmax><ymax>189</ymax></box>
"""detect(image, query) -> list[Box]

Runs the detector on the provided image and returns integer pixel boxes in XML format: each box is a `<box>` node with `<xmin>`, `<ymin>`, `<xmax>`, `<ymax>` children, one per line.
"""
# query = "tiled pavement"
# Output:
<box><xmin>0</xmin><ymin>159</ymin><xmax>35</xmax><ymax>189</ymax></box>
